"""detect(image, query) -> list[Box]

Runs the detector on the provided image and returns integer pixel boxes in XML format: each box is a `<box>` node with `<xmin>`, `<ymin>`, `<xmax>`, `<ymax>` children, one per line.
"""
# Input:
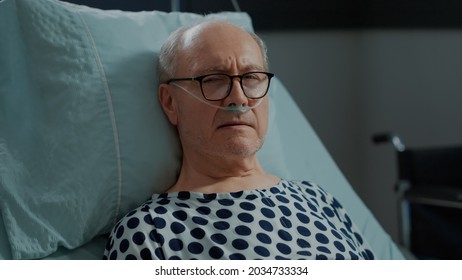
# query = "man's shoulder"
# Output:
<box><xmin>115</xmin><ymin>197</ymin><xmax>156</xmax><ymax>222</ymax></box>
<box><xmin>109</xmin><ymin>196</ymin><xmax>166</xmax><ymax>234</ymax></box>
<box><xmin>283</xmin><ymin>179</ymin><xmax>338</xmax><ymax>203</ymax></box>
<box><xmin>283</xmin><ymin>179</ymin><xmax>323</xmax><ymax>190</ymax></box>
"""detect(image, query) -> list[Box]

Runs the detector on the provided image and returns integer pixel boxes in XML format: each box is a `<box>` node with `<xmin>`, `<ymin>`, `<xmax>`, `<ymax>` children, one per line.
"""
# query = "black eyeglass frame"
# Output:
<box><xmin>165</xmin><ymin>71</ymin><xmax>275</xmax><ymax>101</ymax></box>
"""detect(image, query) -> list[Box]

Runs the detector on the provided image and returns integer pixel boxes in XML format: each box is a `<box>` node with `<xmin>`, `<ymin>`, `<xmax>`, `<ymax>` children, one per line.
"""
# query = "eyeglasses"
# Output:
<box><xmin>165</xmin><ymin>71</ymin><xmax>274</xmax><ymax>101</ymax></box>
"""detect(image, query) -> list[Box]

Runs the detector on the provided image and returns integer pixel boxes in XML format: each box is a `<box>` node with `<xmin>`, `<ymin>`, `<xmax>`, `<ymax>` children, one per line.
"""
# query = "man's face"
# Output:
<box><xmin>162</xmin><ymin>23</ymin><xmax>269</xmax><ymax>160</ymax></box>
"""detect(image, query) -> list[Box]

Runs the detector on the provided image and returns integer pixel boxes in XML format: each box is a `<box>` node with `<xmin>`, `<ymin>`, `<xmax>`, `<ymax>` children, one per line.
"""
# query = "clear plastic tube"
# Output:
<box><xmin>171</xmin><ymin>83</ymin><xmax>263</xmax><ymax>112</ymax></box>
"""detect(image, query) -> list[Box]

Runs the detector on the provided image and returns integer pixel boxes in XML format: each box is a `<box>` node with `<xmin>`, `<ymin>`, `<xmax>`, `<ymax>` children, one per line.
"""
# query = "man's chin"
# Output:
<box><xmin>220</xmin><ymin>139</ymin><xmax>264</xmax><ymax>158</ymax></box>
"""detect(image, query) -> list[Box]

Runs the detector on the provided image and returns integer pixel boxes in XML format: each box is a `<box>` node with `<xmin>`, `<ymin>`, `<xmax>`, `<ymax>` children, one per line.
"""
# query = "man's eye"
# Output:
<box><xmin>243</xmin><ymin>73</ymin><xmax>262</xmax><ymax>80</ymax></box>
<box><xmin>203</xmin><ymin>75</ymin><xmax>227</xmax><ymax>83</ymax></box>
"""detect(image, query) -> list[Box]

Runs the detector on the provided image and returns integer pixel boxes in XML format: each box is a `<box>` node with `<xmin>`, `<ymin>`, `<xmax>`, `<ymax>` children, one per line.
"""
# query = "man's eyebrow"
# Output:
<box><xmin>242</xmin><ymin>65</ymin><xmax>266</xmax><ymax>72</ymax></box>
<box><xmin>200</xmin><ymin>67</ymin><xmax>225</xmax><ymax>74</ymax></box>
<box><xmin>198</xmin><ymin>65</ymin><xmax>265</xmax><ymax>75</ymax></box>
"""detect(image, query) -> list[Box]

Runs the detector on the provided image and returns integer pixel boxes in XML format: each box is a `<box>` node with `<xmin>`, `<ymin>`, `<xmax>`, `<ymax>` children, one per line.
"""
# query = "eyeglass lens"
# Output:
<box><xmin>201</xmin><ymin>72</ymin><xmax>270</xmax><ymax>101</ymax></box>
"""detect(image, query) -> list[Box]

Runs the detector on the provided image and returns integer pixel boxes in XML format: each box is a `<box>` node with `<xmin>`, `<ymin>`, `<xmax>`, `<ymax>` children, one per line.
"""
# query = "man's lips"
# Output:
<box><xmin>217</xmin><ymin>121</ymin><xmax>252</xmax><ymax>129</ymax></box>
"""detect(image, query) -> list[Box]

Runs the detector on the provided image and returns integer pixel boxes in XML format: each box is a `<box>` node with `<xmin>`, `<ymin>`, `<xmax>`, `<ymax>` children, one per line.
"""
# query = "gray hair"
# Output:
<box><xmin>157</xmin><ymin>20</ymin><xmax>269</xmax><ymax>83</ymax></box>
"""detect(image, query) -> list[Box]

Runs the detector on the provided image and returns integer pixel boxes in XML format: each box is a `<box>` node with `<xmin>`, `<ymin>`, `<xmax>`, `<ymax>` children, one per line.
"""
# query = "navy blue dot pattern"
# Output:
<box><xmin>103</xmin><ymin>180</ymin><xmax>375</xmax><ymax>260</ymax></box>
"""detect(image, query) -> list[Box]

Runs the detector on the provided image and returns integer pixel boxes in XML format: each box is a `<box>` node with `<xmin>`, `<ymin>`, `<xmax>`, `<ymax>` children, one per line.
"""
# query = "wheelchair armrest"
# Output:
<box><xmin>372</xmin><ymin>132</ymin><xmax>406</xmax><ymax>152</ymax></box>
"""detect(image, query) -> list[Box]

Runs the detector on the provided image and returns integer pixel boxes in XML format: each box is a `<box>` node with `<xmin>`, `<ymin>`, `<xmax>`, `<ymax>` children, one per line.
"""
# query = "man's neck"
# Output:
<box><xmin>168</xmin><ymin>153</ymin><xmax>279</xmax><ymax>193</ymax></box>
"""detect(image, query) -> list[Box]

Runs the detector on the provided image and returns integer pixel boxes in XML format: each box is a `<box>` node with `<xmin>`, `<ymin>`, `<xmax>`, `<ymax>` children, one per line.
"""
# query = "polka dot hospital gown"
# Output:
<box><xmin>103</xmin><ymin>180</ymin><xmax>375</xmax><ymax>260</ymax></box>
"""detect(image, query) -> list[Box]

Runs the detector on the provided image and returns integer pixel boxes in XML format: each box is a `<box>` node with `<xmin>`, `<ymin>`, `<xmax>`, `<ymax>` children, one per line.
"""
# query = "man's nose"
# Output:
<box><xmin>224</xmin><ymin>78</ymin><xmax>248</xmax><ymax>107</ymax></box>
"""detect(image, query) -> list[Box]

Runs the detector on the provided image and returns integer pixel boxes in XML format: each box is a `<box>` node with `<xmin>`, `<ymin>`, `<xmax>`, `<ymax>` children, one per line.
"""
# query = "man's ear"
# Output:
<box><xmin>159</xmin><ymin>84</ymin><xmax>178</xmax><ymax>126</ymax></box>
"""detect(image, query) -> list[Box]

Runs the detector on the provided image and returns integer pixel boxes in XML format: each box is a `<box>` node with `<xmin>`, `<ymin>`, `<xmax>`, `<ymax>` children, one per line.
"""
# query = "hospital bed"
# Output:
<box><xmin>0</xmin><ymin>0</ymin><xmax>404</xmax><ymax>260</ymax></box>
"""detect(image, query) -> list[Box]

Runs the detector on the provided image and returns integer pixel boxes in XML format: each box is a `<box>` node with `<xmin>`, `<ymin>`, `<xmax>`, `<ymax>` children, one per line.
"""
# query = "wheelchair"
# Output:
<box><xmin>373</xmin><ymin>133</ymin><xmax>462</xmax><ymax>259</ymax></box>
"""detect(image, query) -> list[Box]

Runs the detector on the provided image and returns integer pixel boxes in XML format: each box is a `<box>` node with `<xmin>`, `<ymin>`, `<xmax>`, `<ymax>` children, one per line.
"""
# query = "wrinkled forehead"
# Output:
<box><xmin>176</xmin><ymin>22</ymin><xmax>265</xmax><ymax>74</ymax></box>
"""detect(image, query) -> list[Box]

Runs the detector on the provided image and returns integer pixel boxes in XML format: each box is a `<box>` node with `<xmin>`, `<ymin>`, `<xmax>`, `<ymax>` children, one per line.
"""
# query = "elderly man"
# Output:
<box><xmin>103</xmin><ymin>20</ymin><xmax>374</xmax><ymax>260</ymax></box>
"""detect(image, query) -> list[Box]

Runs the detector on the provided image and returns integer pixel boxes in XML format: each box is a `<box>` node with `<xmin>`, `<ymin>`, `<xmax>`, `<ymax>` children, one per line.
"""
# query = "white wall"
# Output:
<box><xmin>260</xmin><ymin>30</ymin><xmax>462</xmax><ymax>242</ymax></box>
